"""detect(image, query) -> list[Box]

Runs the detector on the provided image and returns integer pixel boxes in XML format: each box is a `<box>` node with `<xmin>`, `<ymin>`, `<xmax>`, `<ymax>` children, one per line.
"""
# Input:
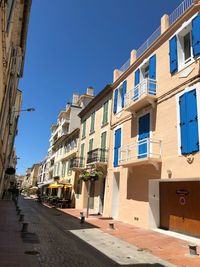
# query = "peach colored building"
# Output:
<box><xmin>73</xmin><ymin>85</ymin><xmax>112</xmax><ymax>214</ymax></box>
<box><xmin>103</xmin><ymin>0</ymin><xmax>200</xmax><ymax>237</ymax></box>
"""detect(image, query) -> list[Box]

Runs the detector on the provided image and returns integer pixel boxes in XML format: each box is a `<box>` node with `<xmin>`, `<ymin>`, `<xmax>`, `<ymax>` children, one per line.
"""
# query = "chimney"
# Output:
<box><xmin>72</xmin><ymin>93</ymin><xmax>79</xmax><ymax>105</ymax></box>
<box><xmin>86</xmin><ymin>86</ymin><xmax>94</xmax><ymax>96</ymax></box>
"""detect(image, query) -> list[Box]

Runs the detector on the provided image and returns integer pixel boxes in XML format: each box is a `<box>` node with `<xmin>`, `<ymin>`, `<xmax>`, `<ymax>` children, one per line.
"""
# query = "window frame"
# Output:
<box><xmin>173</xmin><ymin>13</ymin><xmax>198</xmax><ymax>72</ymax></box>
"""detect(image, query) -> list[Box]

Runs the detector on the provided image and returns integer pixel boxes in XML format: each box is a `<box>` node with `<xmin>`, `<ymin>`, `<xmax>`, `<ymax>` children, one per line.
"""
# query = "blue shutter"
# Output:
<box><xmin>192</xmin><ymin>14</ymin><xmax>200</xmax><ymax>57</ymax></box>
<box><xmin>169</xmin><ymin>36</ymin><xmax>178</xmax><ymax>74</ymax></box>
<box><xmin>121</xmin><ymin>80</ymin><xmax>127</xmax><ymax>108</ymax></box>
<box><xmin>134</xmin><ymin>69</ymin><xmax>140</xmax><ymax>101</ymax></box>
<box><xmin>114</xmin><ymin>128</ymin><xmax>121</xmax><ymax>167</ymax></box>
<box><xmin>179</xmin><ymin>94</ymin><xmax>188</xmax><ymax>154</ymax></box>
<box><xmin>113</xmin><ymin>88</ymin><xmax>118</xmax><ymax>114</ymax></box>
<box><xmin>186</xmin><ymin>89</ymin><xmax>199</xmax><ymax>153</ymax></box>
<box><xmin>179</xmin><ymin>90</ymin><xmax>199</xmax><ymax>155</ymax></box>
<box><xmin>149</xmin><ymin>54</ymin><xmax>156</xmax><ymax>95</ymax></box>
<box><xmin>138</xmin><ymin>113</ymin><xmax>150</xmax><ymax>159</ymax></box>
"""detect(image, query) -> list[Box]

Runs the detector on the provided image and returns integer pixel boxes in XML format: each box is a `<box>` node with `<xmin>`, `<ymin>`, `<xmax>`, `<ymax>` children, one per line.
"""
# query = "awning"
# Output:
<box><xmin>64</xmin><ymin>184</ymin><xmax>72</xmax><ymax>189</ymax></box>
<box><xmin>48</xmin><ymin>182</ymin><xmax>64</xmax><ymax>189</ymax></box>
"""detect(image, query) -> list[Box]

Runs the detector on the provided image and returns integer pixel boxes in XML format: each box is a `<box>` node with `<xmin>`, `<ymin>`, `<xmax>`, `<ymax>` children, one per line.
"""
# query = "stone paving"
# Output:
<box><xmin>59</xmin><ymin>208</ymin><xmax>200</xmax><ymax>267</ymax></box>
<box><xmin>0</xmin><ymin>199</ymin><xmax>39</xmax><ymax>267</ymax></box>
<box><xmin>1</xmin><ymin>196</ymin><xmax>200</xmax><ymax>267</ymax></box>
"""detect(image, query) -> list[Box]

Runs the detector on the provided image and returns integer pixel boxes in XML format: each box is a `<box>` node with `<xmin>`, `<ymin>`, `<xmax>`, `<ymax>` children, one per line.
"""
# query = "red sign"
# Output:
<box><xmin>179</xmin><ymin>196</ymin><xmax>186</xmax><ymax>205</ymax></box>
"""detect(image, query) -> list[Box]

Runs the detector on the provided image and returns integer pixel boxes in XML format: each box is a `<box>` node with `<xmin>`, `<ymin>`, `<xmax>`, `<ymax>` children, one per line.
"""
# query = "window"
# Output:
<box><xmin>102</xmin><ymin>101</ymin><xmax>108</xmax><ymax>125</ymax></box>
<box><xmin>80</xmin><ymin>143</ymin><xmax>85</xmax><ymax>167</ymax></box>
<box><xmin>169</xmin><ymin>13</ymin><xmax>200</xmax><ymax>74</ymax></box>
<box><xmin>57</xmin><ymin>162</ymin><xmax>61</xmax><ymax>176</ymax></box>
<box><xmin>89</xmin><ymin>138</ymin><xmax>93</xmax><ymax>152</ymax></box>
<box><xmin>61</xmin><ymin>162</ymin><xmax>66</xmax><ymax>177</ymax></box>
<box><xmin>184</xmin><ymin>32</ymin><xmax>192</xmax><ymax>63</ymax></box>
<box><xmin>113</xmin><ymin>81</ymin><xmax>127</xmax><ymax>114</ymax></box>
<box><xmin>6</xmin><ymin>0</ymin><xmax>15</xmax><ymax>32</ymax></box>
<box><xmin>176</xmin><ymin>25</ymin><xmax>193</xmax><ymax>68</ymax></box>
<box><xmin>82</xmin><ymin>120</ymin><xmax>86</xmax><ymax>138</ymax></box>
<box><xmin>141</xmin><ymin>63</ymin><xmax>149</xmax><ymax>79</ymax></box>
<box><xmin>179</xmin><ymin>89</ymin><xmax>199</xmax><ymax>155</ymax></box>
<box><xmin>101</xmin><ymin>131</ymin><xmax>107</xmax><ymax>162</ymax></box>
<box><xmin>90</xmin><ymin>112</ymin><xmax>95</xmax><ymax>133</ymax></box>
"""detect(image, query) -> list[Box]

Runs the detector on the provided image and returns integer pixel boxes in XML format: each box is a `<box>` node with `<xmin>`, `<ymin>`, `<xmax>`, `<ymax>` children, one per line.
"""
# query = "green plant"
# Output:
<box><xmin>79</xmin><ymin>170</ymin><xmax>103</xmax><ymax>182</ymax></box>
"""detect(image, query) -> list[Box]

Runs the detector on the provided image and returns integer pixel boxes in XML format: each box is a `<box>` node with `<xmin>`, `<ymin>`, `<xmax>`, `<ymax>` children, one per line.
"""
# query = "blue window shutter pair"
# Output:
<box><xmin>192</xmin><ymin>13</ymin><xmax>200</xmax><ymax>57</ymax></box>
<box><xmin>113</xmin><ymin>89</ymin><xmax>118</xmax><ymax>114</ymax></box>
<box><xmin>149</xmin><ymin>55</ymin><xmax>156</xmax><ymax>94</ymax></box>
<box><xmin>121</xmin><ymin>80</ymin><xmax>127</xmax><ymax>108</ymax></box>
<box><xmin>169</xmin><ymin>36</ymin><xmax>178</xmax><ymax>74</ymax></box>
<box><xmin>179</xmin><ymin>89</ymin><xmax>199</xmax><ymax>154</ymax></box>
<box><xmin>114</xmin><ymin>128</ymin><xmax>121</xmax><ymax>167</ymax></box>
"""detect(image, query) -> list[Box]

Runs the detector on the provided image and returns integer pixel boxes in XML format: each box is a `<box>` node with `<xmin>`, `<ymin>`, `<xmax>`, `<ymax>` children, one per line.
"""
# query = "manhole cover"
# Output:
<box><xmin>53</xmin><ymin>213</ymin><xmax>62</xmax><ymax>216</ymax></box>
<box><xmin>24</xmin><ymin>250</ymin><xmax>40</xmax><ymax>255</ymax></box>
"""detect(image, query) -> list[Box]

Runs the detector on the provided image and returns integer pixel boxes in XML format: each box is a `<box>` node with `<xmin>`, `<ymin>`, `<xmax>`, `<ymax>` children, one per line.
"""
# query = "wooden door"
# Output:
<box><xmin>160</xmin><ymin>181</ymin><xmax>200</xmax><ymax>237</ymax></box>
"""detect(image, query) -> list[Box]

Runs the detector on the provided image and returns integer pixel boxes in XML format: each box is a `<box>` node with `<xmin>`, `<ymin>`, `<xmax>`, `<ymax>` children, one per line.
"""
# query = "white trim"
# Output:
<box><xmin>113</xmin><ymin>79</ymin><xmax>127</xmax><ymax>115</ymax></box>
<box><xmin>173</xmin><ymin>12</ymin><xmax>198</xmax><ymax>37</ymax></box>
<box><xmin>176</xmin><ymin>82</ymin><xmax>200</xmax><ymax>155</ymax></box>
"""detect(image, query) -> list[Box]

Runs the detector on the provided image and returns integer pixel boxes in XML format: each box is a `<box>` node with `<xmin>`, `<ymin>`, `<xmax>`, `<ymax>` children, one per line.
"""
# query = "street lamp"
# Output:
<box><xmin>13</xmin><ymin>108</ymin><xmax>35</xmax><ymax>113</ymax></box>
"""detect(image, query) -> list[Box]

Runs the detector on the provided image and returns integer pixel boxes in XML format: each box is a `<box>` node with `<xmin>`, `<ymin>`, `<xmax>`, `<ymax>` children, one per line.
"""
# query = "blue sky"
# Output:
<box><xmin>15</xmin><ymin>0</ymin><xmax>183</xmax><ymax>174</ymax></box>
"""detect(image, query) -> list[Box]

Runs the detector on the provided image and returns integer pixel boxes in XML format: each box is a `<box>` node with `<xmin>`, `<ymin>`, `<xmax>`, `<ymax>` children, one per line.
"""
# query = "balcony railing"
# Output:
<box><xmin>124</xmin><ymin>78</ymin><xmax>157</xmax><ymax>111</ymax></box>
<box><xmin>70</xmin><ymin>157</ymin><xmax>85</xmax><ymax>169</ymax></box>
<box><xmin>119</xmin><ymin>138</ymin><xmax>161</xmax><ymax>165</ymax></box>
<box><xmin>87</xmin><ymin>148</ymin><xmax>108</xmax><ymax>164</ymax></box>
<box><xmin>118</xmin><ymin>0</ymin><xmax>195</xmax><ymax>75</ymax></box>
<box><xmin>169</xmin><ymin>0</ymin><xmax>194</xmax><ymax>26</ymax></box>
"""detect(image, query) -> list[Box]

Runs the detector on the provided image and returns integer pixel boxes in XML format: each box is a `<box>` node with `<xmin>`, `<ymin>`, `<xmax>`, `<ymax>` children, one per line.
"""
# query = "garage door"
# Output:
<box><xmin>160</xmin><ymin>181</ymin><xmax>200</xmax><ymax>237</ymax></box>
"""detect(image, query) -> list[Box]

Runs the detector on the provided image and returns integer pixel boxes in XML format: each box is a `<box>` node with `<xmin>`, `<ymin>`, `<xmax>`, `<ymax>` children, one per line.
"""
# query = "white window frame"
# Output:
<box><xmin>114</xmin><ymin>80</ymin><xmax>126</xmax><ymax>115</ymax></box>
<box><xmin>173</xmin><ymin>13</ymin><xmax>198</xmax><ymax>72</ymax></box>
<box><xmin>176</xmin><ymin>82</ymin><xmax>200</xmax><ymax>156</ymax></box>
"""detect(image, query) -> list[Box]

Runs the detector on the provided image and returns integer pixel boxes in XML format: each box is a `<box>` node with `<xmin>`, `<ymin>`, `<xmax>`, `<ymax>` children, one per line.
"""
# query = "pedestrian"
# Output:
<box><xmin>2</xmin><ymin>189</ymin><xmax>6</xmax><ymax>199</ymax></box>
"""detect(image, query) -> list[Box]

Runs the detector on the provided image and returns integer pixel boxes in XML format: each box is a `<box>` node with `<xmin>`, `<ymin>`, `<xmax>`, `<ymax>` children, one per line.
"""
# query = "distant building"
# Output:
<box><xmin>39</xmin><ymin>87</ymin><xmax>94</xmax><ymax>199</ymax></box>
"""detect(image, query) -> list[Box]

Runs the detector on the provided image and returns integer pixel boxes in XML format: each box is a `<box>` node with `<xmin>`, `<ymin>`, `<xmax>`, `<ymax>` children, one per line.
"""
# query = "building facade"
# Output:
<box><xmin>103</xmin><ymin>0</ymin><xmax>200</xmax><ymax>237</ymax></box>
<box><xmin>39</xmin><ymin>88</ymin><xmax>94</xmax><ymax>199</ymax></box>
<box><xmin>73</xmin><ymin>85</ymin><xmax>112</xmax><ymax>214</ymax></box>
<box><xmin>0</xmin><ymin>0</ymin><xmax>31</xmax><ymax>196</ymax></box>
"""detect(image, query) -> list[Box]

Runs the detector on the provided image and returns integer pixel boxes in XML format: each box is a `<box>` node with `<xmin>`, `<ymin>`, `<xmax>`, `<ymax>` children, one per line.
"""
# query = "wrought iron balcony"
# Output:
<box><xmin>70</xmin><ymin>157</ymin><xmax>85</xmax><ymax>169</ymax></box>
<box><xmin>119</xmin><ymin>138</ymin><xmax>162</xmax><ymax>168</ymax></box>
<box><xmin>124</xmin><ymin>78</ymin><xmax>157</xmax><ymax>113</ymax></box>
<box><xmin>87</xmin><ymin>148</ymin><xmax>108</xmax><ymax>165</ymax></box>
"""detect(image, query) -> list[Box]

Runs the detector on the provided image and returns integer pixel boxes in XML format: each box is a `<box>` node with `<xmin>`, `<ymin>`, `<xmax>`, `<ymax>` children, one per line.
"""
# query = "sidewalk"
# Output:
<box><xmin>0</xmin><ymin>199</ymin><xmax>39</xmax><ymax>267</ymax></box>
<box><xmin>58</xmin><ymin>208</ymin><xmax>200</xmax><ymax>267</ymax></box>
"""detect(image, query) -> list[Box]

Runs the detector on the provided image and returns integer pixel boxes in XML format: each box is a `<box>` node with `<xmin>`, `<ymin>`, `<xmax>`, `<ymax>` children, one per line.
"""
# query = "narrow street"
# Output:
<box><xmin>18</xmin><ymin>197</ymin><xmax>116</xmax><ymax>267</ymax></box>
<box><xmin>18</xmin><ymin>197</ymin><xmax>174</xmax><ymax>267</ymax></box>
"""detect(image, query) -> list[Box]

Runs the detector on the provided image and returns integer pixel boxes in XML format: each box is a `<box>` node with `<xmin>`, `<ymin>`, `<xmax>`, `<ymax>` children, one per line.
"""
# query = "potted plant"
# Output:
<box><xmin>79</xmin><ymin>170</ymin><xmax>103</xmax><ymax>182</ymax></box>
